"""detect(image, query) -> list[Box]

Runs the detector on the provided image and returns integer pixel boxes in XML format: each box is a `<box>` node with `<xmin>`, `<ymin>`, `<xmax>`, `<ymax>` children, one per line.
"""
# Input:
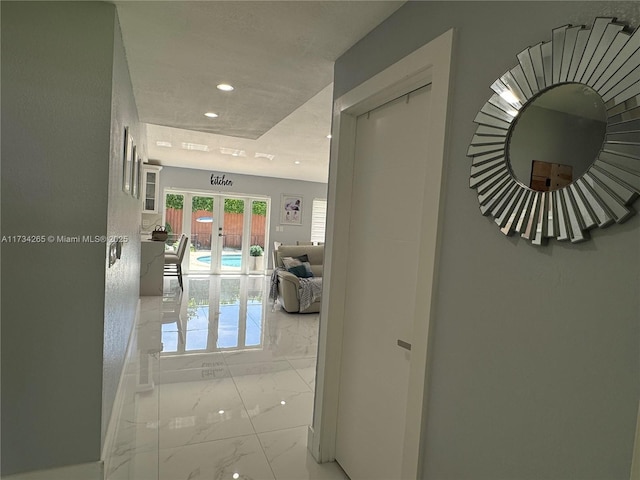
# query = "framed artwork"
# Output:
<box><xmin>132</xmin><ymin>146</ymin><xmax>141</xmax><ymax>198</ymax></box>
<box><xmin>122</xmin><ymin>127</ymin><xmax>133</xmax><ymax>194</ymax></box>
<box><xmin>136</xmin><ymin>155</ymin><xmax>143</xmax><ymax>199</ymax></box>
<box><xmin>281</xmin><ymin>194</ymin><xmax>303</xmax><ymax>225</ymax></box>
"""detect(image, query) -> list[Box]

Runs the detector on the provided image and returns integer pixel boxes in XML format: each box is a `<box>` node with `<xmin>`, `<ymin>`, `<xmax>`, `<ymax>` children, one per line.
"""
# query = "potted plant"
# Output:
<box><xmin>249</xmin><ymin>244</ymin><xmax>264</xmax><ymax>271</ymax></box>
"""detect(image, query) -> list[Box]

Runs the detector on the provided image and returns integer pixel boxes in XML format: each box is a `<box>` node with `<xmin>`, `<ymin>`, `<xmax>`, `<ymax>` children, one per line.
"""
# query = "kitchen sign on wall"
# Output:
<box><xmin>210</xmin><ymin>173</ymin><xmax>234</xmax><ymax>187</ymax></box>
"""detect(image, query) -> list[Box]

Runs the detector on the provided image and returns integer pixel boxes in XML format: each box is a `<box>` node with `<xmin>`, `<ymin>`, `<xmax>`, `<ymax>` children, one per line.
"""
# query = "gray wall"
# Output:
<box><xmin>159</xmin><ymin>166</ymin><xmax>328</xmax><ymax>267</ymax></box>
<box><xmin>334</xmin><ymin>2</ymin><xmax>640</xmax><ymax>479</ymax></box>
<box><xmin>102</xmin><ymin>11</ymin><xmax>146</xmax><ymax>447</ymax></box>
<box><xmin>1</xmin><ymin>2</ymin><xmax>141</xmax><ymax>475</ymax></box>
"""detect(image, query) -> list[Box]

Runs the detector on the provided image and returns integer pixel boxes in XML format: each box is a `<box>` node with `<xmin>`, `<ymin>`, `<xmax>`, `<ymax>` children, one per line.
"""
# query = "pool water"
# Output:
<box><xmin>197</xmin><ymin>254</ymin><xmax>242</xmax><ymax>268</ymax></box>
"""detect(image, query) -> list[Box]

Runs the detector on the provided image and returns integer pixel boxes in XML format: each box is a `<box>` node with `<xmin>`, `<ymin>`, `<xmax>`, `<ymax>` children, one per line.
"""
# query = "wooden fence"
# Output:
<box><xmin>165</xmin><ymin>208</ymin><xmax>266</xmax><ymax>249</ymax></box>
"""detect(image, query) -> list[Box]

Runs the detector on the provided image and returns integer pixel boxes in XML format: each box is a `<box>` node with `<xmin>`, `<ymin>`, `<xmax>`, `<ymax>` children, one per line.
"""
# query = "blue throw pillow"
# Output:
<box><xmin>288</xmin><ymin>265</ymin><xmax>313</xmax><ymax>278</ymax></box>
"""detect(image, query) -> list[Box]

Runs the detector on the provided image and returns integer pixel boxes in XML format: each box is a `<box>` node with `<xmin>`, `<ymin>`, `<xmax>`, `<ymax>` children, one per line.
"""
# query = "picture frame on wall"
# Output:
<box><xmin>122</xmin><ymin>127</ymin><xmax>133</xmax><ymax>194</ymax></box>
<box><xmin>136</xmin><ymin>154</ymin><xmax>143</xmax><ymax>199</ymax></box>
<box><xmin>132</xmin><ymin>146</ymin><xmax>140</xmax><ymax>198</ymax></box>
<box><xmin>280</xmin><ymin>194</ymin><xmax>303</xmax><ymax>225</ymax></box>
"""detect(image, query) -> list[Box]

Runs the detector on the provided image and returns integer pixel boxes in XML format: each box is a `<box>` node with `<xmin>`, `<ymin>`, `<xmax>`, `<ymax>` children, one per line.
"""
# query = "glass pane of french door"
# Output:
<box><xmin>184</xmin><ymin>278</ymin><xmax>210</xmax><ymax>351</ymax></box>
<box><xmin>164</xmin><ymin>192</ymin><xmax>185</xmax><ymax>247</ymax></box>
<box><xmin>246</xmin><ymin>276</ymin><xmax>265</xmax><ymax>346</ymax></box>
<box><xmin>217</xmin><ymin>277</ymin><xmax>241</xmax><ymax>348</ymax></box>
<box><xmin>220</xmin><ymin>198</ymin><xmax>244</xmax><ymax>272</ymax></box>
<box><xmin>190</xmin><ymin>195</ymin><xmax>215</xmax><ymax>272</ymax></box>
<box><xmin>249</xmin><ymin>200</ymin><xmax>267</xmax><ymax>271</ymax></box>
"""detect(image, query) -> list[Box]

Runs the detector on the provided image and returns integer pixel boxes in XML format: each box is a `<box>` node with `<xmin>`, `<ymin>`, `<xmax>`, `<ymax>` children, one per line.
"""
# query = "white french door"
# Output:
<box><xmin>164</xmin><ymin>191</ymin><xmax>269</xmax><ymax>274</ymax></box>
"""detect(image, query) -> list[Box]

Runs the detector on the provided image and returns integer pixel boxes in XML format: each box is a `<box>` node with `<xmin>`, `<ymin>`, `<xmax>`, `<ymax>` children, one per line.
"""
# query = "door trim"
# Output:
<box><xmin>311</xmin><ymin>28</ymin><xmax>454</xmax><ymax>479</ymax></box>
<box><xmin>631</xmin><ymin>399</ymin><xmax>640</xmax><ymax>480</ymax></box>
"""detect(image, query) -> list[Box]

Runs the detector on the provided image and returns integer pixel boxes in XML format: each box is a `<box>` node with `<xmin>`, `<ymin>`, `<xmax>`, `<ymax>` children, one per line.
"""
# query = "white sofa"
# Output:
<box><xmin>274</xmin><ymin>245</ymin><xmax>323</xmax><ymax>313</ymax></box>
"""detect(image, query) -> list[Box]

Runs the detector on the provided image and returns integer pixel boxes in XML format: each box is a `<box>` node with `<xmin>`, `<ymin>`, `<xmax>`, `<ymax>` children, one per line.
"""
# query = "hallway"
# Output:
<box><xmin>103</xmin><ymin>275</ymin><xmax>347</xmax><ymax>480</ymax></box>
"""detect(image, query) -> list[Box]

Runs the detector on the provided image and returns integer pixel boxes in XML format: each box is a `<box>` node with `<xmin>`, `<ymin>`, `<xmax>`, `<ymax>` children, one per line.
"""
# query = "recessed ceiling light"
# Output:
<box><xmin>220</xmin><ymin>147</ymin><xmax>246</xmax><ymax>157</ymax></box>
<box><xmin>255</xmin><ymin>152</ymin><xmax>275</xmax><ymax>161</ymax></box>
<box><xmin>156</xmin><ymin>141</ymin><xmax>172</xmax><ymax>147</ymax></box>
<box><xmin>181</xmin><ymin>142</ymin><xmax>210</xmax><ymax>152</ymax></box>
<box><xmin>326</xmin><ymin>134</ymin><xmax>332</xmax><ymax>139</ymax></box>
<box><xmin>294</xmin><ymin>161</ymin><xmax>301</xmax><ymax>165</ymax></box>
<box><xmin>204</xmin><ymin>112</ymin><xmax>218</xmax><ymax>118</ymax></box>
<box><xmin>217</xmin><ymin>84</ymin><xmax>234</xmax><ymax>92</ymax></box>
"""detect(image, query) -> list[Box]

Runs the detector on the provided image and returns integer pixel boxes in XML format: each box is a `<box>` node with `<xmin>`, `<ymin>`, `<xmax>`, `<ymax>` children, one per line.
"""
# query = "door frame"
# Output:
<box><xmin>311</xmin><ymin>29</ymin><xmax>454</xmax><ymax>479</ymax></box>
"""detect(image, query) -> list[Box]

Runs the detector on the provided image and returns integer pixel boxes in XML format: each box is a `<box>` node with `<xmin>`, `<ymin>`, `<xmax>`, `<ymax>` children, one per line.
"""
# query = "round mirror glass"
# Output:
<box><xmin>507</xmin><ymin>83</ymin><xmax>607</xmax><ymax>192</ymax></box>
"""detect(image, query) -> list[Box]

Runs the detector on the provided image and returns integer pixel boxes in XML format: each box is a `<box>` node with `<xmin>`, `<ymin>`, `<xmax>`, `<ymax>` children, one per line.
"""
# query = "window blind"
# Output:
<box><xmin>310</xmin><ymin>198</ymin><xmax>327</xmax><ymax>243</ymax></box>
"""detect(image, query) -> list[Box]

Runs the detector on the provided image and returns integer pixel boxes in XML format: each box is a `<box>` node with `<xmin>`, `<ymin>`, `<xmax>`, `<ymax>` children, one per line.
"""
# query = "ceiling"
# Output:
<box><xmin>114</xmin><ymin>1</ymin><xmax>404</xmax><ymax>183</ymax></box>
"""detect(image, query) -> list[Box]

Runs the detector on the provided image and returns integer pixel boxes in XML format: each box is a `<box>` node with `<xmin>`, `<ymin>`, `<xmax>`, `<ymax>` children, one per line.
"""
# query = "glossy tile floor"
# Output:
<box><xmin>104</xmin><ymin>275</ymin><xmax>347</xmax><ymax>480</ymax></box>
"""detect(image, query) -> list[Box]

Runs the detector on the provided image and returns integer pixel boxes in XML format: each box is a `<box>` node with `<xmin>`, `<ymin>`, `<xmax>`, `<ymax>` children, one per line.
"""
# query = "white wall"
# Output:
<box><xmin>158</xmin><ymin>166</ymin><xmax>328</xmax><ymax>267</ymax></box>
<box><xmin>1</xmin><ymin>2</ymin><xmax>141</xmax><ymax>475</ymax></box>
<box><xmin>333</xmin><ymin>2</ymin><xmax>640</xmax><ymax>479</ymax></box>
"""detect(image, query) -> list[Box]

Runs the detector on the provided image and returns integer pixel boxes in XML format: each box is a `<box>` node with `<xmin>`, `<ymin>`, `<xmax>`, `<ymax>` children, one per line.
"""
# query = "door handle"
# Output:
<box><xmin>397</xmin><ymin>339</ymin><xmax>412</xmax><ymax>351</ymax></box>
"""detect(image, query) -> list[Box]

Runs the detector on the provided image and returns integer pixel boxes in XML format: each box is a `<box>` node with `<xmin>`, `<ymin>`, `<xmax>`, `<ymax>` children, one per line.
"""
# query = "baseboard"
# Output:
<box><xmin>1</xmin><ymin>462</ymin><xmax>103</xmax><ymax>480</ymax></box>
<box><xmin>101</xmin><ymin>299</ymin><xmax>141</xmax><ymax>462</ymax></box>
<box><xmin>631</xmin><ymin>399</ymin><xmax>640</xmax><ymax>480</ymax></box>
<box><xmin>308</xmin><ymin>424</ymin><xmax>321</xmax><ymax>463</ymax></box>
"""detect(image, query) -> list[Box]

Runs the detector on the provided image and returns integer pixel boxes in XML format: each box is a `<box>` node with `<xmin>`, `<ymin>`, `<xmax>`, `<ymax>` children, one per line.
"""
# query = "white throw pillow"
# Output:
<box><xmin>281</xmin><ymin>256</ymin><xmax>302</xmax><ymax>269</ymax></box>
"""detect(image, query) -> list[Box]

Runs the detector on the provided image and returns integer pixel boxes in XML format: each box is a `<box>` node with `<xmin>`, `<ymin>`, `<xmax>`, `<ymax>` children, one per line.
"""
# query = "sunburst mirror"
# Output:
<box><xmin>468</xmin><ymin>17</ymin><xmax>640</xmax><ymax>245</ymax></box>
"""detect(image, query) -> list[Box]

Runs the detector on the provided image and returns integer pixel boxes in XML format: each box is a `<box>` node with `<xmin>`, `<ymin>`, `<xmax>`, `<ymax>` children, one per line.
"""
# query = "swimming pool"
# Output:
<box><xmin>197</xmin><ymin>254</ymin><xmax>242</xmax><ymax>268</ymax></box>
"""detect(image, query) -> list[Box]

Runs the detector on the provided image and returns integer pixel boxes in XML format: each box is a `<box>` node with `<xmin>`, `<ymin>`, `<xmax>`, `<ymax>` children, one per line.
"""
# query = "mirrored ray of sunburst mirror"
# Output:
<box><xmin>468</xmin><ymin>17</ymin><xmax>640</xmax><ymax>245</ymax></box>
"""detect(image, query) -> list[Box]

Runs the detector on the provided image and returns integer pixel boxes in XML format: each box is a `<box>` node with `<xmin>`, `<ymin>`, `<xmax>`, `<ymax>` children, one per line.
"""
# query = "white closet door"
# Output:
<box><xmin>335</xmin><ymin>85</ymin><xmax>432</xmax><ymax>480</ymax></box>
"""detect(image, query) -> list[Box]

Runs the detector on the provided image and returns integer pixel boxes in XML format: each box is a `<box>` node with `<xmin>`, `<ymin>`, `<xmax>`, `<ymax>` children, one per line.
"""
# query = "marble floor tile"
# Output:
<box><xmin>266</xmin><ymin>321</ymin><xmax>319</xmax><ymax>360</ymax></box>
<box><xmin>223</xmin><ymin>322</ymin><xmax>319</xmax><ymax>363</ymax></box>
<box><xmin>226</xmin><ymin>359</ymin><xmax>295</xmax><ymax>378</ymax></box>
<box><xmin>103</xmin><ymin>274</ymin><xmax>325</xmax><ymax>480</ymax></box>
<box><xmin>128</xmin><ymin>452</ymin><xmax>159</xmax><ymax>480</ymax></box>
<box><xmin>258</xmin><ymin>427</ymin><xmax>348</xmax><ymax>480</ymax></box>
<box><xmin>106</xmin><ymin>451</ymin><xmax>158</xmax><ymax>480</ymax></box>
<box><xmin>245</xmin><ymin>390</ymin><xmax>314</xmax><ymax>434</ymax></box>
<box><xmin>159</xmin><ymin>352</ymin><xmax>230</xmax><ymax>384</ymax></box>
<box><xmin>160</xmin><ymin>351</ymin><xmax>228</xmax><ymax>373</ymax></box>
<box><xmin>104</xmin><ymin>386</ymin><xmax>160</xmax><ymax>480</ymax></box>
<box><xmin>159</xmin><ymin>435</ymin><xmax>275</xmax><ymax>480</ymax></box>
<box><xmin>158</xmin><ymin>377</ymin><xmax>254</xmax><ymax>448</ymax></box>
<box><xmin>230</xmin><ymin>361</ymin><xmax>314</xmax><ymax>433</ymax></box>
<box><xmin>222</xmin><ymin>346</ymin><xmax>288</xmax><ymax>365</ymax></box>
<box><xmin>287</xmin><ymin>357</ymin><xmax>317</xmax><ymax>391</ymax></box>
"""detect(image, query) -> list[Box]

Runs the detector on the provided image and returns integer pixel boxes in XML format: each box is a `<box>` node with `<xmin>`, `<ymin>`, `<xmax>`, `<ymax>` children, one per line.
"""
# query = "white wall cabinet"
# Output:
<box><xmin>142</xmin><ymin>165</ymin><xmax>162</xmax><ymax>213</ymax></box>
